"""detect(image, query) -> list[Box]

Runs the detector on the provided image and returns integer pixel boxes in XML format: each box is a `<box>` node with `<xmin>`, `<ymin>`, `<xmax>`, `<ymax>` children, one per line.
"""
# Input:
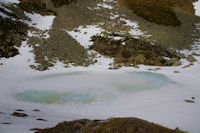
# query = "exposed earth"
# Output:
<box><xmin>0</xmin><ymin>0</ymin><xmax>200</xmax><ymax>70</ymax></box>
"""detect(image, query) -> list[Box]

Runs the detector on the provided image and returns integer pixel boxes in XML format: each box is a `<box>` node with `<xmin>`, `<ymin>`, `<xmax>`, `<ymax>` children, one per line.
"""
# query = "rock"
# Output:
<box><xmin>30</xmin><ymin>128</ymin><xmax>42</xmax><ymax>131</ymax></box>
<box><xmin>0</xmin><ymin>112</ymin><xmax>6</xmax><ymax>115</ymax></box>
<box><xmin>191</xmin><ymin>52</ymin><xmax>200</xmax><ymax>56</ymax></box>
<box><xmin>15</xmin><ymin>109</ymin><xmax>24</xmax><ymax>112</ymax></box>
<box><xmin>135</xmin><ymin>54</ymin><xmax>146</xmax><ymax>64</ymax></box>
<box><xmin>122</xmin><ymin>50</ymin><xmax>131</xmax><ymax>58</ymax></box>
<box><xmin>38</xmin><ymin>65</ymin><xmax>45</xmax><ymax>71</ymax></box>
<box><xmin>192</xmin><ymin>97</ymin><xmax>195</xmax><ymax>100</ymax></box>
<box><xmin>36</xmin><ymin>118</ymin><xmax>47</xmax><ymax>121</ymax></box>
<box><xmin>30</xmin><ymin>65</ymin><xmax>37</xmax><ymax>69</ymax></box>
<box><xmin>37</xmin><ymin>118</ymin><xmax>185</xmax><ymax>133</ymax></box>
<box><xmin>63</xmin><ymin>58</ymin><xmax>69</xmax><ymax>64</ymax></box>
<box><xmin>33</xmin><ymin>109</ymin><xmax>40</xmax><ymax>112</ymax></box>
<box><xmin>173</xmin><ymin>71</ymin><xmax>180</xmax><ymax>73</ymax></box>
<box><xmin>184</xmin><ymin>99</ymin><xmax>195</xmax><ymax>103</ymax></box>
<box><xmin>186</xmin><ymin>55</ymin><xmax>196</xmax><ymax>62</ymax></box>
<box><xmin>1</xmin><ymin>123</ymin><xmax>12</xmax><ymax>125</ymax></box>
<box><xmin>0</xmin><ymin>30</ymin><xmax>3</xmax><ymax>36</ymax></box>
<box><xmin>182</xmin><ymin>63</ymin><xmax>193</xmax><ymax>69</ymax></box>
<box><xmin>173</xmin><ymin>60</ymin><xmax>182</xmax><ymax>66</ymax></box>
<box><xmin>11</xmin><ymin>112</ymin><xmax>28</xmax><ymax>117</ymax></box>
<box><xmin>148</xmin><ymin>68</ymin><xmax>161</xmax><ymax>71</ymax></box>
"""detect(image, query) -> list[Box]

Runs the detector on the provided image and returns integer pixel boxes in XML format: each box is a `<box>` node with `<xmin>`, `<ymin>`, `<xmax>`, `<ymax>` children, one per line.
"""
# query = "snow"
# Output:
<box><xmin>120</xmin><ymin>18</ymin><xmax>144</xmax><ymax>37</ymax></box>
<box><xmin>97</xmin><ymin>3</ymin><xmax>113</xmax><ymax>9</ymax></box>
<box><xmin>67</xmin><ymin>25</ymin><xmax>104</xmax><ymax>49</ymax></box>
<box><xmin>193</xmin><ymin>0</ymin><xmax>200</xmax><ymax>16</ymax></box>
<box><xmin>0</xmin><ymin>0</ymin><xmax>19</xmax><ymax>4</ymax></box>
<box><xmin>0</xmin><ymin>4</ymin><xmax>13</xmax><ymax>13</ymax></box>
<box><xmin>24</xmin><ymin>12</ymin><xmax>55</xmax><ymax>30</ymax></box>
<box><xmin>0</xmin><ymin>11</ymin><xmax>8</xmax><ymax>18</ymax></box>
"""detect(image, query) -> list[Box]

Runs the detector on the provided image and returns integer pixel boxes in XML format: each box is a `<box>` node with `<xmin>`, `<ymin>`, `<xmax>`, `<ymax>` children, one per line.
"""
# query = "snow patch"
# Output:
<box><xmin>24</xmin><ymin>12</ymin><xmax>55</xmax><ymax>30</ymax></box>
<box><xmin>193</xmin><ymin>0</ymin><xmax>200</xmax><ymax>16</ymax></box>
<box><xmin>97</xmin><ymin>3</ymin><xmax>113</xmax><ymax>9</ymax></box>
<box><xmin>0</xmin><ymin>0</ymin><xmax>19</xmax><ymax>4</ymax></box>
<box><xmin>67</xmin><ymin>25</ymin><xmax>104</xmax><ymax>48</ymax></box>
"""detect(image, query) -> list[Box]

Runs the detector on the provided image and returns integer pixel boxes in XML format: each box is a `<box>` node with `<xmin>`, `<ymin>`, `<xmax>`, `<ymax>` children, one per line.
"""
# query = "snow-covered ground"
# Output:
<box><xmin>24</xmin><ymin>12</ymin><xmax>55</xmax><ymax>31</ymax></box>
<box><xmin>0</xmin><ymin>0</ymin><xmax>200</xmax><ymax>133</ymax></box>
<box><xmin>193</xmin><ymin>0</ymin><xmax>200</xmax><ymax>17</ymax></box>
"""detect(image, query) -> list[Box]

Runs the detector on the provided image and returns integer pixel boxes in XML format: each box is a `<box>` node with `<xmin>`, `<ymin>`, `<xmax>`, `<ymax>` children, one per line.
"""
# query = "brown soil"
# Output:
<box><xmin>118</xmin><ymin>0</ymin><xmax>196</xmax><ymax>26</ymax></box>
<box><xmin>90</xmin><ymin>36</ymin><xmax>182</xmax><ymax>67</ymax></box>
<box><xmin>28</xmin><ymin>29</ymin><xmax>94</xmax><ymax>71</ymax></box>
<box><xmin>18</xmin><ymin>0</ymin><xmax>56</xmax><ymax>15</ymax></box>
<box><xmin>36</xmin><ymin>118</ymin><xmax>185</xmax><ymax>133</ymax></box>
<box><xmin>1</xmin><ymin>0</ymin><xmax>199</xmax><ymax>69</ymax></box>
<box><xmin>51</xmin><ymin>0</ymin><xmax>76</xmax><ymax>8</ymax></box>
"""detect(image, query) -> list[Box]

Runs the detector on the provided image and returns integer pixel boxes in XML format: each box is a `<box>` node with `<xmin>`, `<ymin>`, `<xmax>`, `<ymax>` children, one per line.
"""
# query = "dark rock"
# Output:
<box><xmin>11</xmin><ymin>112</ymin><xmax>28</xmax><ymax>117</ymax></box>
<box><xmin>186</xmin><ymin>55</ymin><xmax>196</xmax><ymax>62</ymax></box>
<box><xmin>174</xmin><ymin>71</ymin><xmax>180</xmax><ymax>73</ymax></box>
<box><xmin>182</xmin><ymin>63</ymin><xmax>193</xmax><ymax>69</ymax></box>
<box><xmin>36</xmin><ymin>118</ymin><xmax>47</xmax><ymax>121</ymax></box>
<box><xmin>38</xmin><ymin>65</ymin><xmax>45</xmax><ymax>71</ymax></box>
<box><xmin>1</xmin><ymin>123</ymin><xmax>12</xmax><ymax>124</ymax></box>
<box><xmin>33</xmin><ymin>109</ymin><xmax>40</xmax><ymax>112</ymax></box>
<box><xmin>90</xmin><ymin>36</ymin><xmax>181</xmax><ymax>67</ymax></box>
<box><xmin>15</xmin><ymin>109</ymin><xmax>25</xmax><ymax>112</ymax></box>
<box><xmin>192</xmin><ymin>97</ymin><xmax>195</xmax><ymax>100</ymax></box>
<box><xmin>51</xmin><ymin>0</ymin><xmax>75</xmax><ymax>8</ymax></box>
<box><xmin>184</xmin><ymin>99</ymin><xmax>195</xmax><ymax>103</ymax></box>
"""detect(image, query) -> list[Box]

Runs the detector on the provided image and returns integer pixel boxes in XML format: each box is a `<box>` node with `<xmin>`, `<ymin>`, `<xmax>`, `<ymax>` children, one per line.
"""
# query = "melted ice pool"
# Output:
<box><xmin>14</xmin><ymin>71</ymin><xmax>175</xmax><ymax>104</ymax></box>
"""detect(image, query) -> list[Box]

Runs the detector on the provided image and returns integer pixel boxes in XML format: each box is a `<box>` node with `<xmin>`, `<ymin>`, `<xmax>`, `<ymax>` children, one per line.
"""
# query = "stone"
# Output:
<box><xmin>32</xmin><ymin>109</ymin><xmax>40</xmax><ymax>112</ymax></box>
<box><xmin>0</xmin><ymin>30</ymin><xmax>3</xmax><ymax>36</ymax></box>
<box><xmin>184</xmin><ymin>99</ymin><xmax>195</xmax><ymax>103</ymax></box>
<box><xmin>29</xmin><ymin>65</ymin><xmax>37</xmax><ymax>69</ymax></box>
<box><xmin>37</xmin><ymin>118</ymin><xmax>185</xmax><ymax>133</ymax></box>
<box><xmin>182</xmin><ymin>63</ymin><xmax>193</xmax><ymax>69</ymax></box>
<box><xmin>15</xmin><ymin>109</ymin><xmax>24</xmax><ymax>112</ymax></box>
<box><xmin>11</xmin><ymin>112</ymin><xmax>28</xmax><ymax>117</ymax></box>
<box><xmin>37</xmin><ymin>118</ymin><xmax>47</xmax><ymax>121</ymax></box>
<box><xmin>173</xmin><ymin>71</ymin><xmax>180</xmax><ymax>73</ymax></box>
<box><xmin>173</xmin><ymin>60</ymin><xmax>181</xmax><ymax>66</ymax></box>
<box><xmin>186</xmin><ymin>55</ymin><xmax>196</xmax><ymax>62</ymax></box>
<box><xmin>135</xmin><ymin>54</ymin><xmax>146</xmax><ymax>64</ymax></box>
<box><xmin>38</xmin><ymin>65</ymin><xmax>45</xmax><ymax>71</ymax></box>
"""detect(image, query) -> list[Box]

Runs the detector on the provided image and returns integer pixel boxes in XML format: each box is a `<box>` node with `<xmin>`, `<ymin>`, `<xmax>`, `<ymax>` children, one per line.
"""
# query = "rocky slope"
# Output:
<box><xmin>36</xmin><ymin>118</ymin><xmax>185</xmax><ymax>133</ymax></box>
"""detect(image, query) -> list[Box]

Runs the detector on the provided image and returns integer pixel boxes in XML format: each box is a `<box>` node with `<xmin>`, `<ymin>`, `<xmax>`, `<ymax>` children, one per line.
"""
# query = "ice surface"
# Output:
<box><xmin>13</xmin><ymin>71</ymin><xmax>174</xmax><ymax>104</ymax></box>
